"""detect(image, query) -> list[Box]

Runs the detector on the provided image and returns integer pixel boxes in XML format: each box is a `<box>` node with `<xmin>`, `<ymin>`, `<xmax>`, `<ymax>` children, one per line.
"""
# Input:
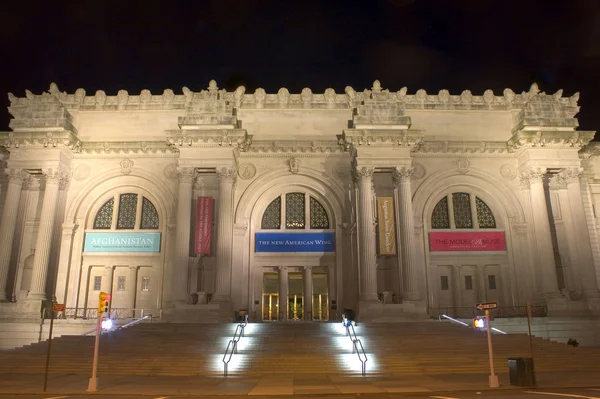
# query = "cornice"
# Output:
<box><xmin>337</xmin><ymin>129</ymin><xmax>424</xmax><ymax>151</ymax></box>
<box><xmin>8</xmin><ymin>81</ymin><xmax>580</xmax><ymax>113</ymax></box>
<box><xmin>166</xmin><ymin>129</ymin><xmax>252</xmax><ymax>151</ymax></box>
<box><xmin>0</xmin><ymin>130</ymin><xmax>81</xmax><ymax>151</ymax></box>
<box><xmin>79</xmin><ymin>141</ymin><xmax>176</xmax><ymax>155</ymax></box>
<box><xmin>507</xmin><ymin>130</ymin><xmax>594</xmax><ymax>152</ymax></box>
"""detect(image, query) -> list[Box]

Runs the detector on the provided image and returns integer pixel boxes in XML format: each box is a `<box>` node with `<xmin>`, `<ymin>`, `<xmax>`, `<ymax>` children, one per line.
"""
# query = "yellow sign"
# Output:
<box><xmin>377</xmin><ymin>197</ymin><xmax>396</xmax><ymax>255</ymax></box>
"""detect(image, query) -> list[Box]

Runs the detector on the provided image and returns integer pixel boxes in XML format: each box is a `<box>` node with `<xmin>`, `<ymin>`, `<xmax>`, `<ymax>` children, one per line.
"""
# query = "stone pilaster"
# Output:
<box><xmin>452</xmin><ymin>265</ymin><xmax>462</xmax><ymax>309</ymax></box>
<box><xmin>559</xmin><ymin>168</ymin><xmax>600</xmax><ymax>297</ymax></box>
<box><xmin>519</xmin><ymin>167</ymin><xmax>559</xmax><ymax>295</ymax></box>
<box><xmin>355</xmin><ymin>166</ymin><xmax>378</xmax><ymax>302</ymax></box>
<box><xmin>213</xmin><ymin>167</ymin><xmax>236</xmax><ymax>302</ymax></box>
<box><xmin>128</xmin><ymin>266</ymin><xmax>138</xmax><ymax>309</ymax></box>
<box><xmin>101</xmin><ymin>266</ymin><xmax>114</xmax><ymax>294</ymax></box>
<box><xmin>279</xmin><ymin>266</ymin><xmax>288</xmax><ymax>321</ymax></box>
<box><xmin>304</xmin><ymin>266</ymin><xmax>313</xmax><ymax>320</ymax></box>
<box><xmin>0</xmin><ymin>169</ymin><xmax>27</xmax><ymax>301</ymax></box>
<box><xmin>27</xmin><ymin>169</ymin><xmax>63</xmax><ymax>301</ymax></box>
<box><xmin>53</xmin><ymin>222</ymin><xmax>78</xmax><ymax>304</ymax></box>
<box><xmin>171</xmin><ymin>167</ymin><xmax>195</xmax><ymax>304</ymax></box>
<box><xmin>393</xmin><ymin>166</ymin><xmax>421</xmax><ymax>301</ymax></box>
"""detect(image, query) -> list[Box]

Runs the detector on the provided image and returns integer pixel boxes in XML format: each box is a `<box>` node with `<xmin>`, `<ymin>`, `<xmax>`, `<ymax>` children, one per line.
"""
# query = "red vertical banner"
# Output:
<box><xmin>195</xmin><ymin>196</ymin><xmax>213</xmax><ymax>254</ymax></box>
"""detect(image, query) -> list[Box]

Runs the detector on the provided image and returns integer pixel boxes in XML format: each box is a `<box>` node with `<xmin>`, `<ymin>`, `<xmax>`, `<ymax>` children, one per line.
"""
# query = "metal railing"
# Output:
<box><xmin>222</xmin><ymin>313</ymin><xmax>248</xmax><ymax>377</ymax></box>
<box><xmin>345</xmin><ymin>322</ymin><xmax>367</xmax><ymax>376</ymax></box>
<box><xmin>81</xmin><ymin>314</ymin><xmax>152</xmax><ymax>336</ymax></box>
<box><xmin>428</xmin><ymin>305</ymin><xmax>547</xmax><ymax>319</ymax></box>
<box><xmin>44</xmin><ymin>307</ymin><xmax>162</xmax><ymax>320</ymax></box>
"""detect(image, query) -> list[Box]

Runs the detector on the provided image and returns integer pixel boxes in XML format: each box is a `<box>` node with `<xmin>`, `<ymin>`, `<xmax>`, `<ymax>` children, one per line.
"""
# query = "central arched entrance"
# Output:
<box><xmin>236</xmin><ymin>169</ymin><xmax>345</xmax><ymax>322</ymax></box>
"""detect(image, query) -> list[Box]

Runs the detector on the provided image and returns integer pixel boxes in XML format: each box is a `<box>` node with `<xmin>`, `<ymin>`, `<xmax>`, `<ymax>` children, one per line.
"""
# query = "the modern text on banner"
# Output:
<box><xmin>377</xmin><ymin>197</ymin><xmax>396</xmax><ymax>255</ymax></box>
<box><xmin>429</xmin><ymin>231</ymin><xmax>506</xmax><ymax>251</ymax></box>
<box><xmin>84</xmin><ymin>232</ymin><xmax>161</xmax><ymax>252</ymax></box>
<box><xmin>256</xmin><ymin>232</ymin><xmax>335</xmax><ymax>252</ymax></box>
<box><xmin>195</xmin><ymin>196</ymin><xmax>213</xmax><ymax>254</ymax></box>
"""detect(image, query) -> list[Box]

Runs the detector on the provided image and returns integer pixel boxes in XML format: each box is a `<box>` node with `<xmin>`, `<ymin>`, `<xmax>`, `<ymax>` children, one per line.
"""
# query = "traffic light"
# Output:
<box><xmin>98</xmin><ymin>292</ymin><xmax>111</xmax><ymax>314</ymax></box>
<box><xmin>473</xmin><ymin>315</ymin><xmax>487</xmax><ymax>330</ymax></box>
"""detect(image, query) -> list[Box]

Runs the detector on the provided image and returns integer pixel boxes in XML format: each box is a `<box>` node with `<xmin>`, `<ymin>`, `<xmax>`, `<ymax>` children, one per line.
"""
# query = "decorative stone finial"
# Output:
<box><xmin>372</xmin><ymin>80</ymin><xmax>382</xmax><ymax>92</ymax></box>
<box><xmin>49</xmin><ymin>82</ymin><xmax>60</xmax><ymax>95</ymax></box>
<box><xmin>208</xmin><ymin>80</ymin><xmax>218</xmax><ymax>93</ymax></box>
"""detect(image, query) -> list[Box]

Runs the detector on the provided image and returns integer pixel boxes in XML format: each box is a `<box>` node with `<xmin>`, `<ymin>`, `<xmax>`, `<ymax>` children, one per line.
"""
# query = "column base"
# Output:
<box><xmin>359</xmin><ymin>293</ymin><xmax>379</xmax><ymax>302</ymax></box>
<box><xmin>26</xmin><ymin>291</ymin><xmax>47</xmax><ymax>301</ymax></box>
<box><xmin>402</xmin><ymin>291</ymin><xmax>422</xmax><ymax>302</ymax></box>
<box><xmin>162</xmin><ymin>301</ymin><xmax>235</xmax><ymax>323</ymax></box>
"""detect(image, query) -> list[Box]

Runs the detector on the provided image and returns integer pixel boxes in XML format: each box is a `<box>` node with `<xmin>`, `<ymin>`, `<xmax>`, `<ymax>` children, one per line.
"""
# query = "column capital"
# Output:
<box><xmin>548</xmin><ymin>174</ymin><xmax>567</xmax><ymax>190</ymax></box>
<box><xmin>392</xmin><ymin>166</ymin><xmax>413</xmax><ymax>185</ymax></box>
<box><xmin>59</xmin><ymin>174</ymin><xmax>70</xmax><ymax>190</ymax></box>
<box><xmin>353</xmin><ymin>166</ymin><xmax>375</xmax><ymax>181</ymax></box>
<box><xmin>519</xmin><ymin>167</ymin><xmax>546</xmax><ymax>188</ymax></box>
<box><xmin>304</xmin><ymin>266</ymin><xmax>312</xmax><ymax>271</ymax></box>
<box><xmin>177</xmin><ymin>167</ymin><xmax>196</xmax><ymax>184</ymax></box>
<box><xmin>278</xmin><ymin>266</ymin><xmax>288</xmax><ymax>272</ymax></box>
<box><xmin>217</xmin><ymin>167</ymin><xmax>237</xmax><ymax>183</ymax></box>
<box><xmin>558</xmin><ymin>167</ymin><xmax>583</xmax><ymax>184</ymax></box>
<box><xmin>5</xmin><ymin>168</ymin><xmax>28</xmax><ymax>184</ymax></box>
<box><xmin>41</xmin><ymin>168</ymin><xmax>66</xmax><ymax>185</ymax></box>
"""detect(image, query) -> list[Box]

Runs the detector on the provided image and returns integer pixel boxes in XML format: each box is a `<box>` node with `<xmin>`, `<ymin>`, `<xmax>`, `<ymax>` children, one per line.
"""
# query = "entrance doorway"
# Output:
<box><xmin>288</xmin><ymin>273</ymin><xmax>303</xmax><ymax>320</ymax></box>
<box><xmin>312</xmin><ymin>273</ymin><xmax>329</xmax><ymax>321</ymax></box>
<box><xmin>262</xmin><ymin>272</ymin><xmax>279</xmax><ymax>321</ymax></box>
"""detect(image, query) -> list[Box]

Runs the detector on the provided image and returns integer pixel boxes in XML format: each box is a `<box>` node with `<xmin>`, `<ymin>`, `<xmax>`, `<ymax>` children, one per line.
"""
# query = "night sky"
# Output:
<box><xmin>2</xmin><ymin>0</ymin><xmax>600</xmax><ymax>135</ymax></box>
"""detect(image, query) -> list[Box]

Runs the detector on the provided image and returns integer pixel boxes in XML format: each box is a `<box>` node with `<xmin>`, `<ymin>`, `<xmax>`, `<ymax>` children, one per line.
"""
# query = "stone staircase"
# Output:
<box><xmin>0</xmin><ymin>320</ymin><xmax>598</xmax><ymax>377</ymax></box>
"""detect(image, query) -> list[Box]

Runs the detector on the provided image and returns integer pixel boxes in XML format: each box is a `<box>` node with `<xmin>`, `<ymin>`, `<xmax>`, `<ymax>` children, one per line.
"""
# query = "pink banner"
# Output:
<box><xmin>195</xmin><ymin>196</ymin><xmax>213</xmax><ymax>255</ymax></box>
<box><xmin>429</xmin><ymin>232</ymin><xmax>506</xmax><ymax>251</ymax></box>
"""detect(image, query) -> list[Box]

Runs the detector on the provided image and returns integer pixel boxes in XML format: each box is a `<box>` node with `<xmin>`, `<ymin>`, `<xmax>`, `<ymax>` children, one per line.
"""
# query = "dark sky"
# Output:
<box><xmin>2</xmin><ymin>0</ymin><xmax>600</xmax><ymax>135</ymax></box>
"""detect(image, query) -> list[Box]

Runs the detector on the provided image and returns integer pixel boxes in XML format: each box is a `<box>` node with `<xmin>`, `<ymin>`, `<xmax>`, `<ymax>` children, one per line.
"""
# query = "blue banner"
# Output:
<box><xmin>84</xmin><ymin>232</ymin><xmax>161</xmax><ymax>253</ymax></box>
<box><xmin>255</xmin><ymin>232</ymin><xmax>335</xmax><ymax>252</ymax></box>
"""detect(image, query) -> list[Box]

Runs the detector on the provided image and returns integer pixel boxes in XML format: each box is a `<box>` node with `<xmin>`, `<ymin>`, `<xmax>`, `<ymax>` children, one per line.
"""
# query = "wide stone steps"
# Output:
<box><xmin>1</xmin><ymin>321</ymin><xmax>599</xmax><ymax>376</ymax></box>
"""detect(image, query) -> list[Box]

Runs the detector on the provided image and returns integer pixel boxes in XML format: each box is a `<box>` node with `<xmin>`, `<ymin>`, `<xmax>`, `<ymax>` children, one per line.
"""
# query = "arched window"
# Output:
<box><xmin>431</xmin><ymin>192</ymin><xmax>496</xmax><ymax>229</ymax></box>
<box><xmin>261</xmin><ymin>193</ymin><xmax>330</xmax><ymax>230</ymax></box>
<box><xmin>92</xmin><ymin>193</ymin><xmax>159</xmax><ymax>230</ymax></box>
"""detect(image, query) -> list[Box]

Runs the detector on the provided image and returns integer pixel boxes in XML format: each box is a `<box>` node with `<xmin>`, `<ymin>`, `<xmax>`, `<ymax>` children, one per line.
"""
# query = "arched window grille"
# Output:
<box><xmin>431</xmin><ymin>193</ymin><xmax>496</xmax><ymax>229</ymax></box>
<box><xmin>93</xmin><ymin>198</ymin><xmax>114</xmax><ymax>229</ymax></box>
<box><xmin>261</xmin><ymin>193</ymin><xmax>330</xmax><ymax>230</ymax></box>
<box><xmin>92</xmin><ymin>193</ymin><xmax>159</xmax><ymax>230</ymax></box>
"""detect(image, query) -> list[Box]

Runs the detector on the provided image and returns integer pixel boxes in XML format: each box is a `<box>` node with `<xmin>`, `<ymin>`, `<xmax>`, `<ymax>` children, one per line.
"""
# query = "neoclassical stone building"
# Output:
<box><xmin>1</xmin><ymin>80</ymin><xmax>599</xmax><ymax>326</ymax></box>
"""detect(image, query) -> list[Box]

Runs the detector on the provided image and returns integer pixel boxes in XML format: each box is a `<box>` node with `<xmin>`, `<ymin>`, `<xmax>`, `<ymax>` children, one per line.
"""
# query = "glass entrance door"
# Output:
<box><xmin>312</xmin><ymin>273</ymin><xmax>329</xmax><ymax>321</ymax></box>
<box><xmin>288</xmin><ymin>272</ymin><xmax>303</xmax><ymax>321</ymax></box>
<box><xmin>262</xmin><ymin>272</ymin><xmax>279</xmax><ymax>321</ymax></box>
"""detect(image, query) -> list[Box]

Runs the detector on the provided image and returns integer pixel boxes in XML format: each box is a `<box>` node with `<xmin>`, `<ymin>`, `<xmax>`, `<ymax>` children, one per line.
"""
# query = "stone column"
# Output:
<box><xmin>560</xmin><ymin>168</ymin><xmax>600</xmax><ymax>297</ymax></box>
<box><xmin>213</xmin><ymin>167</ymin><xmax>236</xmax><ymax>301</ymax></box>
<box><xmin>171</xmin><ymin>167</ymin><xmax>195</xmax><ymax>304</ymax></box>
<box><xmin>27</xmin><ymin>169</ymin><xmax>63</xmax><ymax>301</ymax></box>
<box><xmin>520</xmin><ymin>167</ymin><xmax>559</xmax><ymax>295</ymax></box>
<box><xmin>279</xmin><ymin>266</ymin><xmax>288</xmax><ymax>321</ymax></box>
<box><xmin>304</xmin><ymin>266</ymin><xmax>313</xmax><ymax>320</ymax></box>
<box><xmin>393</xmin><ymin>166</ymin><xmax>421</xmax><ymax>301</ymax></box>
<box><xmin>0</xmin><ymin>169</ymin><xmax>27</xmax><ymax>301</ymax></box>
<box><xmin>476</xmin><ymin>267</ymin><xmax>486</xmax><ymax>303</ymax></box>
<box><xmin>355</xmin><ymin>166</ymin><xmax>378</xmax><ymax>302</ymax></box>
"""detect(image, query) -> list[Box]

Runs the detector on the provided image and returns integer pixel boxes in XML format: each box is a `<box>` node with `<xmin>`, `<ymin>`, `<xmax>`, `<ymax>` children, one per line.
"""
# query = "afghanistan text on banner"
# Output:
<box><xmin>195</xmin><ymin>196</ymin><xmax>213</xmax><ymax>254</ymax></box>
<box><xmin>429</xmin><ymin>231</ymin><xmax>506</xmax><ymax>251</ymax></box>
<box><xmin>377</xmin><ymin>197</ymin><xmax>396</xmax><ymax>255</ymax></box>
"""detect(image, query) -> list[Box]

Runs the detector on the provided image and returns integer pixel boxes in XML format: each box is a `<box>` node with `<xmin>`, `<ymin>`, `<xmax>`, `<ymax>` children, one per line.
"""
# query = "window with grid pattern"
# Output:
<box><xmin>261</xmin><ymin>194</ymin><xmax>330</xmax><ymax>231</ymax></box>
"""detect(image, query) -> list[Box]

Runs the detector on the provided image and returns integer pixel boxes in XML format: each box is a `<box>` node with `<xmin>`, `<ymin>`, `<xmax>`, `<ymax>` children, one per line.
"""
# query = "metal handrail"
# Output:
<box><xmin>345</xmin><ymin>322</ymin><xmax>367</xmax><ymax>376</ymax></box>
<box><xmin>117</xmin><ymin>315</ymin><xmax>151</xmax><ymax>330</ymax></box>
<box><xmin>222</xmin><ymin>313</ymin><xmax>248</xmax><ymax>377</ymax></box>
<box><xmin>428</xmin><ymin>305</ymin><xmax>547</xmax><ymax>319</ymax></box>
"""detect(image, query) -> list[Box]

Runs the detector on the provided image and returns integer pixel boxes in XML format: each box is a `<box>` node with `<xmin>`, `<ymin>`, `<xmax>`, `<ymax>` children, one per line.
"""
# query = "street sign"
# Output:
<box><xmin>53</xmin><ymin>304</ymin><xmax>65</xmax><ymax>312</ymax></box>
<box><xmin>476</xmin><ymin>302</ymin><xmax>497</xmax><ymax>311</ymax></box>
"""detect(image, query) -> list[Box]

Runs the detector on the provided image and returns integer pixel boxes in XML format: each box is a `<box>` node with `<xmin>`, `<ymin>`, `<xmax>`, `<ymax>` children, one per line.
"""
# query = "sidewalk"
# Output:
<box><xmin>0</xmin><ymin>371</ymin><xmax>599</xmax><ymax>396</ymax></box>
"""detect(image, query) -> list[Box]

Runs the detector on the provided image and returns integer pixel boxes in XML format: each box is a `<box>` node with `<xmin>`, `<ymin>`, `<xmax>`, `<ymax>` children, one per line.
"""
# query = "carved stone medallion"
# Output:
<box><xmin>72</xmin><ymin>164</ymin><xmax>91</xmax><ymax>181</ymax></box>
<box><xmin>238</xmin><ymin>163</ymin><xmax>257</xmax><ymax>180</ymax></box>
<box><xmin>457</xmin><ymin>159</ymin><xmax>470</xmax><ymax>174</ymax></box>
<box><xmin>164</xmin><ymin>163</ymin><xmax>178</xmax><ymax>180</ymax></box>
<box><xmin>411</xmin><ymin>163</ymin><xmax>426</xmax><ymax>180</ymax></box>
<box><xmin>499</xmin><ymin>164</ymin><xmax>516</xmax><ymax>180</ymax></box>
<box><xmin>120</xmin><ymin>158</ymin><xmax>134</xmax><ymax>175</ymax></box>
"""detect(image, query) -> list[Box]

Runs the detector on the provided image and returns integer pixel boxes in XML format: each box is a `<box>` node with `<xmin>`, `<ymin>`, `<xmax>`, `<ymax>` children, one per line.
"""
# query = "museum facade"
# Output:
<box><xmin>1</xmin><ymin>80</ymin><xmax>599</xmax><ymax>323</ymax></box>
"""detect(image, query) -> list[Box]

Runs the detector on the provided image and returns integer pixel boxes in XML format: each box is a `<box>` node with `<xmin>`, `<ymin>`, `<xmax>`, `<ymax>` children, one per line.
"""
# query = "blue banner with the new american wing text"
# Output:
<box><xmin>255</xmin><ymin>232</ymin><xmax>335</xmax><ymax>252</ymax></box>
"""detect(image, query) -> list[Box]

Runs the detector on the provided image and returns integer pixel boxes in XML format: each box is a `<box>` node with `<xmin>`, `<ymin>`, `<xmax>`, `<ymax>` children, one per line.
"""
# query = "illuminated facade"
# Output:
<box><xmin>0</xmin><ymin>81</ymin><xmax>599</xmax><ymax>325</ymax></box>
